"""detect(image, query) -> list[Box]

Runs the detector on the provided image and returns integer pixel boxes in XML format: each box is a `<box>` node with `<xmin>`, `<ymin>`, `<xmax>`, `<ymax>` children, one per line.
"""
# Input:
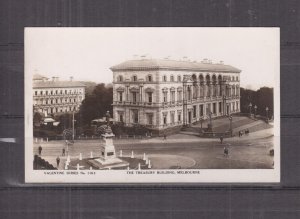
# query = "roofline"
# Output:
<box><xmin>33</xmin><ymin>85</ymin><xmax>86</xmax><ymax>89</ymax></box>
<box><xmin>110</xmin><ymin>66</ymin><xmax>241</xmax><ymax>73</ymax></box>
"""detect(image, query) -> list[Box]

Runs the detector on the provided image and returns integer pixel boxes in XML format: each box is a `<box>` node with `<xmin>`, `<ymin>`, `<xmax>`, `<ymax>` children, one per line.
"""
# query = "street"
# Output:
<box><xmin>34</xmin><ymin>128</ymin><xmax>274</xmax><ymax>170</ymax></box>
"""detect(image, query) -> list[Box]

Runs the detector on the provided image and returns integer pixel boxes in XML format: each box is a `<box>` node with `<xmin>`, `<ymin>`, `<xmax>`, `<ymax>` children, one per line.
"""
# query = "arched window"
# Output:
<box><xmin>132</xmin><ymin>75</ymin><xmax>137</xmax><ymax>82</ymax></box>
<box><xmin>163</xmin><ymin>75</ymin><xmax>167</xmax><ymax>82</ymax></box>
<box><xmin>147</xmin><ymin>75</ymin><xmax>152</xmax><ymax>82</ymax></box>
<box><xmin>177</xmin><ymin>75</ymin><xmax>181</xmax><ymax>82</ymax></box>
<box><xmin>170</xmin><ymin>75</ymin><xmax>174</xmax><ymax>82</ymax></box>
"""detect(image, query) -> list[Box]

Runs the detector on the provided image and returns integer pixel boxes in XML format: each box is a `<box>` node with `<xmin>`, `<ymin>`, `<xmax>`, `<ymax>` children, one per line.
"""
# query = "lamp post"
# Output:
<box><xmin>249</xmin><ymin>103</ymin><xmax>252</xmax><ymax>116</ymax></box>
<box><xmin>200</xmin><ymin>118</ymin><xmax>203</xmax><ymax>130</ymax></box>
<box><xmin>229</xmin><ymin>115</ymin><xmax>233</xmax><ymax>137</ymax></box>
<box><xmin>266</xmin><ymin>107</ymin><xmax>269</xmax><ymax>123</ymax></box>
<box><xmin>254</xmin><ymin>105</ymin><xmax>257</xmax><ymax>117</ymax></box>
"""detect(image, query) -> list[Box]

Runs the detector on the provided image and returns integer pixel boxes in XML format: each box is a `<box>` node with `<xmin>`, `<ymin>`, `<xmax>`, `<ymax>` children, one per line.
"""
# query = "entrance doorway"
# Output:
<box><xmin>188</xmin><ymin>111</ymin><xmax>192</xmax><ymax>124</ymax></box>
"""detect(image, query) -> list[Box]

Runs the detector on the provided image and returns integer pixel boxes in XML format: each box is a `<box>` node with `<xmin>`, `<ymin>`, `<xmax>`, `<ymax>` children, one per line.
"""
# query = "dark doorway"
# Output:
<box><xmin>188</xmin><ymin>111</ymin><xmax>192</xmax><ymax>124</ymax></box>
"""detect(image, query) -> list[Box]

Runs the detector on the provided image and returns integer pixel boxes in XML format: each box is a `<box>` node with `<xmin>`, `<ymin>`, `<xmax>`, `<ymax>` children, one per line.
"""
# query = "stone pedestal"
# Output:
<box><xmin>99</xmin><ymin>133</ymin><xmax>116</xmax><ymax>160</ymax></box>
<box><xmin>87</xmin><ymin>132</ymin><xmax>129</xmax><ymax>170</ymax></box>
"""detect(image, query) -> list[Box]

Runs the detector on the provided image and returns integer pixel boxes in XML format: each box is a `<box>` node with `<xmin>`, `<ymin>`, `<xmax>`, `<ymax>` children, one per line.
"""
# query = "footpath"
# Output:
<box><xmin>140</xmin><ymin>127</ymin><xmax>274</xmax><ymax>144</ymax></box>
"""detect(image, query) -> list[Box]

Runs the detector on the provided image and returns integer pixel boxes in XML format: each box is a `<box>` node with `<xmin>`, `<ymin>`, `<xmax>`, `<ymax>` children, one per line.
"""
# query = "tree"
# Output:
<box><xmin>33</xmin><ymin>112</ymin><xmax>43</xmax><ymax>127</ymax></box>
<box><xmin>78</xmin><ymin>83</ymin><xmax>113</xmax><ymax>126</ymax></box>
<box><xmin>240</xmin><ymin>87</ymin><xmax>273</xmax><ymax>118</ymax></box>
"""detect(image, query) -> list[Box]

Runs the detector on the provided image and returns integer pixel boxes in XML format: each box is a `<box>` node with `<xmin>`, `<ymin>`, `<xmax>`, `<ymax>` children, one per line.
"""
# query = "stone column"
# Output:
<box><xmin>126</xmin><ymin>85</ymin><xmax>129</xmax><ymax>102</ymax></box>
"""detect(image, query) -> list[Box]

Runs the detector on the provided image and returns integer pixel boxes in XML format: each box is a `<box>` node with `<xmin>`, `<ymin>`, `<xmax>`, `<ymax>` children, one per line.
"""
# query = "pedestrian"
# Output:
<box><xmin>220</xmin><ymin>136</ymin><xmax>224</xmax><ymax>144</ymax></box>
<box><xmin>38</xmin><ymin>145</ymin><xmax>42</xmax><ymax>156</ymax></box>
<box><xmin>56</xmin><ymin>156</ymin><xmax>60</xmax><ymax>168</ymax></box>
<box><xmin>62</xmin><ymin>148</ymin><xmax>65</xmax><ymax>156</ymax></box>
<box><xmin>163</xmin><ymin>134</ymin><xmax>167</xmax><ymax>140</ymax></box>
<box><xmin>224</xmin><ymin>147</ymin><xmax>229</xmax><ymax>157</ymax></box>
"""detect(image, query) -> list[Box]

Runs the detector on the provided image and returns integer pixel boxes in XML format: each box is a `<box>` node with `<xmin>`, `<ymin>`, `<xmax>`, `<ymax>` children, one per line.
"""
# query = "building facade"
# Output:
<box><xmin>33</xmin><ymin>74</ymin><xmax>85</xmax><ymax>116</ymax></box>
<box><xmin>111</xmin><ymin>59</ymin><xmax>241</xmax><ymax>133</ymax></box>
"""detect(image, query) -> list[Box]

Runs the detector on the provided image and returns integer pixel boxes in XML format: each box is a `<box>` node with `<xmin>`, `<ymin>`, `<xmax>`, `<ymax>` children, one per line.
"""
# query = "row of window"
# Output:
<box><xmin>34</xmin><ymin>89</ymin><xmax>83</xmax><ymax>96</ymax></box>
<box><xmin>116</xmin><ymin>101</ymin><xmax>240</xmax><ymax>125</ymax></box>
<box><xmin>116</xmin><ymin>74</ymin><xmax>239</xmax><ymax>83</ymax></box>
<box><xmin>34</xmin><ymin>97</ymin><xmax>81</xmax><ymax>105</ymax></box>
<box><xmin>39</xmin><ymin>106</ymin><xmax>78</xmax><ymax>114</ymax></box>
<box><xmin>117</xmin><ymin>86</ymin><xmax>239</xmax><ymax>104</ymax></box>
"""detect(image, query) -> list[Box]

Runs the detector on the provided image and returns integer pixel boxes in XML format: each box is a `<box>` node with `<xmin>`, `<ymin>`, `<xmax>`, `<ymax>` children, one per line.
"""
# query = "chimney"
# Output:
<box><xmin>70</xmin><ymin>76</ymin><xmax>73</xmax><ymax>81</ymax></box>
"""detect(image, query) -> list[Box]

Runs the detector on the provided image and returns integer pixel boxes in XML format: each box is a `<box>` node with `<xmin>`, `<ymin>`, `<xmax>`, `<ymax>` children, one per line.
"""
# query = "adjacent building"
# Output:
<box><xmin>33</xmin><ymin>74</ymin><xmax>85</xmax><ymax>116</ymax></box>
<box><xmin>111</xmin><ymin>58</ymin><xmax>241</xmax><ymax>134</ymax></box>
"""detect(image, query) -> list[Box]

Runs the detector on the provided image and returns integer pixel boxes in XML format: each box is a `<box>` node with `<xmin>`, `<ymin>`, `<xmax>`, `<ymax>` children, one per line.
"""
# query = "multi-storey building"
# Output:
<box><xmin>33</xmin><ymin>74</ymin><xmax>85</xmax><ymax>116</ymax></box>
<box><xmin>111</xmin><ymin>59</ymin><xmax>241</xmax><ymax>134</ymax></box>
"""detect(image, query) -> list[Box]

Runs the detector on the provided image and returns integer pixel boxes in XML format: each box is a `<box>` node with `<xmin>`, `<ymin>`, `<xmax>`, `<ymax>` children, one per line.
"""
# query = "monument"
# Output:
<box><xmin>87</xmin><ymin>111</ymin><xmax>129</xmax><ymax>169</ymax></box>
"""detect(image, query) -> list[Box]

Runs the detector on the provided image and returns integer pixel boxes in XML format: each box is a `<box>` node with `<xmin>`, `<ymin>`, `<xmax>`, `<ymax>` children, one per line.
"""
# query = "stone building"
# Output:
<box><xmin>33</xmin><ymin>74</ymin><xmax>85</xmax><ymax>116</ymax></box>
<box><xmin>111</xmin><ymin>59</ymin><xmax>241</xmax><ymax>134</ymax></box>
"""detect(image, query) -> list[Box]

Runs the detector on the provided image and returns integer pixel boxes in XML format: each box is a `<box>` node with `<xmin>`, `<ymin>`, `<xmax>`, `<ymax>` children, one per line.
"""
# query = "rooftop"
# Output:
<box><xmin>33</xmin><ymin>73</ymin><xmax>49</xmax><ymax>80</ymax></box>
<box><xmin>110</xmin><ymin>59</ymin><xmax>241</xmax><ymax>73</ymax></box>
<box><xmin>33</xmin><ymin>81</ymin><xmax>86</xmax><ymax>88</ymax></box>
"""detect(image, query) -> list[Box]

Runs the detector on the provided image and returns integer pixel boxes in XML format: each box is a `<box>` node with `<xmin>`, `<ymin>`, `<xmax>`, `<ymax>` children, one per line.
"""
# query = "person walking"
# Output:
<box><xmin>224</xmin><ymin>147</ymin><xmax>229</xmax><ymax>157</ymax></box>
<box><xmin>62</xmin><ymin>148</ymin><xmax>65</xmax><ymax>156</ymax></box>
<box><xmin>38</xmin><ymin>145</ymin><xmax>42</xmax><ymax>156</ymax></box>
<box><xmin>56</xmin><ymin>156</ymin><xmax>60</xmax><ymax>168</ymax></box>
<box><xmin>163</xmin><ymin>134</ymin><xmax>167</xmax><ymax>140</ymax></box>
<box><xmin>220</xmin><ymin>136</ymin><xmax>224</xmax><ymax>144</ymax></box>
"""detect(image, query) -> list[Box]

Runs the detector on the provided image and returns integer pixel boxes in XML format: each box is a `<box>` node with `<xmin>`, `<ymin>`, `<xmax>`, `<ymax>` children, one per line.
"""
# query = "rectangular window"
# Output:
<box><xmin>132</xmin><ymin>92</ymin><xmax>137</xmax><ymax>103</ymax></box>
<box><xmin>213</xmin><ymin>103</ymin><xmax>216</xmax><ymax>114</ymax></box>
<box><xmin>35</xmin><ymin>91</ymin><xmax>37</xmax><ymax>95</ymax></box>
<box><xmin>178</xmin><ymin>111</ymin><xmax>182</xmax><ymax>122</ymax></box>
<box><xmin>148</xmin><ymin>92</ymin><xmax>152</xmax><ymax>103</ymax></box>
<box><xmin>163</xmin><ymin>92</ymin><xmax>167</xmax><ymax>103</ymax></box>
<box><xmin>207</xmin><ymin>104</ymin><xmax>211</xmax><ymax>115</ymax></box>
<box><xmin>132</xmin><ymin>110</ymin><xmax>138</xmax><ymax>123</ymax></box>
<box><xmin>147</xmin><ymin>113</ymin><xmax>153</xmax><ymax>125</ymax></box>
<box><xmin>219</xmin><ymin>102</ymin><xmax>222</xmax><ymax>113</ymax></box>
<box><xmin>178</xmin><ymin>91</ymin><xmax>182</xmax><ymax>101</ymax></box>
<box><xmin>163</xmin><ymin>113</ymin><xmax>167</xmax><ymax>125</ymax></box>
<box><xmin>118</xmin><ymin>112</ymin><xmax>124</xmax><ymax>122</ymax></box>
<box><xmin>193</xmin><ymin>105</ymin><xmax>197</xmax><ymax>118</ymax></box>
<box><xmin>118</xmin><ymin>92</ymin><xmax>123</xmax><ymax>102</ymax></box>
<box><xmin>200</xmin><ymin>105</ymin><xmax>203</xmax><ymax>117</ymax></box>
<box><xmin>171</xmin><ymin>112</ymin><xmax>175</xmax><ymax>124</ymax></box>
<box><xmin>171</xmin><ymin>91</ymin><xmax>175</xmax><ymax>103</ymax></box>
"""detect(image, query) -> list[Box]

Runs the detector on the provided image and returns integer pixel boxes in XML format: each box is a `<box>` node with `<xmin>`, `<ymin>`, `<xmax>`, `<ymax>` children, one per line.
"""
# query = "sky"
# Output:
<box><xmin>25</xmin><ymin>27</ymin><xmax>279</xmax><ymax>90</ymax></box>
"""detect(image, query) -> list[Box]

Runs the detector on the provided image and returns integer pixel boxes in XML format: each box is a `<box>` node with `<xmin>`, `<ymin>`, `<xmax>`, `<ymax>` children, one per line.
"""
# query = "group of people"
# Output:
<box><xmin>238</xmin><ymin>129</ymin><xmax>250</xmax><ymax>137</ymax></box>
<box><xmin>37</xmin><ymin>145</ymin><xmax>66</xmax><ymax>168</ymax></box>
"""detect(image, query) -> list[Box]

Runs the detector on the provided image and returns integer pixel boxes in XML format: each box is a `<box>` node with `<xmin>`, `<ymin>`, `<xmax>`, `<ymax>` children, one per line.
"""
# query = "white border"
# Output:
<box><xmin>25</xmin><ymin>27</ymin><xmax>280</xmax><ymax>183</ymax></box>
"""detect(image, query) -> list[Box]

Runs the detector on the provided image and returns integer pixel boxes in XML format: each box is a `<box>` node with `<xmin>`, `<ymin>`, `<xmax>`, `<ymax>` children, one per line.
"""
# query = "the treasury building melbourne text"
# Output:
<box><xmin>111</xmin><ymin>58</ymin><xmax>241</xmax><ymax>133</ymax></box>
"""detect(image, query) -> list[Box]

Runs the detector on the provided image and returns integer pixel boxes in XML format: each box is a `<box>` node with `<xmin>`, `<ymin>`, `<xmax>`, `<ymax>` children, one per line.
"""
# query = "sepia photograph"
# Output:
<box><xmin>24</xmin><ymin>27</ymin><xmax>280</xmax><ymax>183</ymax></box>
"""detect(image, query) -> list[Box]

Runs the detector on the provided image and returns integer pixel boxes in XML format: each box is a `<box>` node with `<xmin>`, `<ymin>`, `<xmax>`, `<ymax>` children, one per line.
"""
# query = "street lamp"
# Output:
<box><xmin>228</xmin><ymin>115</ymin><xmax>233</xmax><ymax>137</ymax></box>
<box><xmin>248</xmin><ymin>102</ymin><xmax>252</xmax><ymax>116</ymax></box>
<box><xmin>266</xmin><ymin>107</ymin><xmax>269</xmax><ymax>123</ymax></box>
<box><xmin>200</xmin><ymin>118</ymin><xmax>203</xmax><ymax>130</ymax></box>
<box><xmin>254</xmin><ymin>105</ymin><xmax>257</xmax><ymax>117</ymax></box>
